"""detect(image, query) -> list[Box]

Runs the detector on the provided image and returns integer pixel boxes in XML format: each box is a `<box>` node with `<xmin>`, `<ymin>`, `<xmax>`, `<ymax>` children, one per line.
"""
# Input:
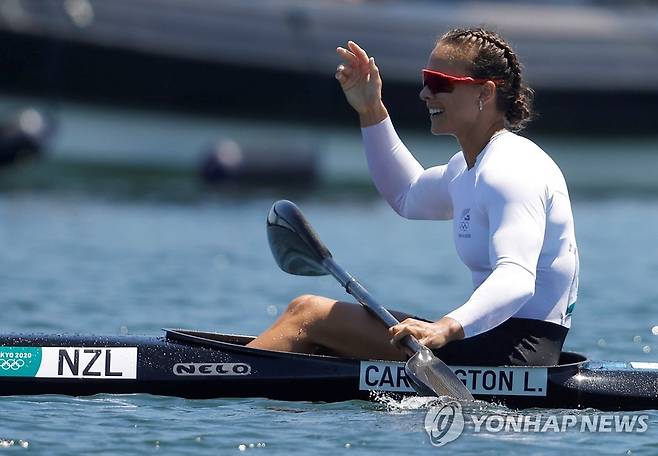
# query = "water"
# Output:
<box><xmin>1</xmin><ymin>99</ymin><xmax>658</xmax><ymax>454</ymax></box>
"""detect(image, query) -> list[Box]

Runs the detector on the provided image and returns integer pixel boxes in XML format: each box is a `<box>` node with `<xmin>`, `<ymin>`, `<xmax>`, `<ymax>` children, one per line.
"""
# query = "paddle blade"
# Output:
<box><xmin>267</xmin><ymin>200</ymin><xmax>332</xmax><ymax>276</ymax></box>
<box><xmin>405</xmin><ymin>347</ymin><xmax>474</xmax><ymax>401</ymax></box>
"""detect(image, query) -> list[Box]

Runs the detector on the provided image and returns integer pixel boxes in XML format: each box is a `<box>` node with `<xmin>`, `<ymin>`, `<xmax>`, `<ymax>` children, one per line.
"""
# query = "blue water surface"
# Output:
<box><xmin>1</xmin><ymin>191</ymin><xmax>657</xmax><ymax>455</ymax></box>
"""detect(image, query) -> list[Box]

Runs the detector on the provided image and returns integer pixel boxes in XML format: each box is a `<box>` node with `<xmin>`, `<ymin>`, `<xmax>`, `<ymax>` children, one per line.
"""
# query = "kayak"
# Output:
<box><xmin>1</xmin><ymin>328</ymin><xmax>656</xmax><ymax>411</ymax></box>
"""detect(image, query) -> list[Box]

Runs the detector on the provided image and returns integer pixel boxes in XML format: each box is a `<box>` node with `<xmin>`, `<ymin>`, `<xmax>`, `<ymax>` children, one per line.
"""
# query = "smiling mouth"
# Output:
<box><xmin>429</xmin><ymin>108</ymin><xmax>443</xmax><ymax>118</ymax></box>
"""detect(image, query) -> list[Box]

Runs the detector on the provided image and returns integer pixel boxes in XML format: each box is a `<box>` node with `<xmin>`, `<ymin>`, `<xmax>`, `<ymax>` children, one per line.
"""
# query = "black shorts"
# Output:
<box><xmin>417</xmin><ymin>317</ymin><xmax>568</xmax><ymax>367</ymax></box>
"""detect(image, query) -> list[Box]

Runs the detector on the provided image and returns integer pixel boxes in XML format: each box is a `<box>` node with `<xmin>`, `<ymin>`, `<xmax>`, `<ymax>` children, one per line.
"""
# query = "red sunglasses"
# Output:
<box><xmin>421</xmin><ymin>69</ymin><xmax>504</xmax><ymax>94</ymax></box>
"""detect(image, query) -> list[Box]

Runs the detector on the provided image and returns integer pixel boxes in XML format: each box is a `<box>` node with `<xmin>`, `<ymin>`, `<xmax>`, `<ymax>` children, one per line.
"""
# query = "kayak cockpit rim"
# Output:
<box><xmin>164</xmin><ymin>328</ymin><xmax>588</xmax><ymax>368</ymax></box>
<box><xmin>555</xmin><ymin>351</ymin><xmax>587</xmax><ymax>367</ymax></box>
<box><xmin>165</xmin><ymin>329</ymin><xmax>255</xmax><ymax>346</ymax></box>
<box><xmin>164</xmin><ymin>328</ymin><xmax>375</xmax><ymax>365</ymax></box>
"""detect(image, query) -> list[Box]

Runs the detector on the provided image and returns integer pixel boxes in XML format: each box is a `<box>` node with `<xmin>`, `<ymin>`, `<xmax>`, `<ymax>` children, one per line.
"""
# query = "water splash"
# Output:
<box><xmin>0</xmin><ymin>439</ymin><xmax>29</xmax><ymax>449</ymax></box>
<box><xmin>371</xmin><ymin>391</ymin><xmax>496</xmax><ymax>415</ymax></box>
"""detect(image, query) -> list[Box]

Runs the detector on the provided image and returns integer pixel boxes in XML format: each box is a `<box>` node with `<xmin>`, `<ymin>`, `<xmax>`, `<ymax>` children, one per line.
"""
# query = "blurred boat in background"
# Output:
<box><xmin>0</xmin><ymin>0</ymin><xmax>657</xmax><ymax>133</ymax></box>
<box><xmin>200</xmin><ymin>139</ymin><xmax>318</xmax><ymax>187</ymax></box>
<box><xmin>0</xmin><ymin>107</ymin><xmax>54</xmax><ymax>168</ymax></box>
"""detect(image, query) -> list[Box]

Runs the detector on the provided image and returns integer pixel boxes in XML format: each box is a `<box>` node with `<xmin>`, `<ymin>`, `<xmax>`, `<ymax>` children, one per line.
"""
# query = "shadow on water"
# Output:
<box><xmin>0</xmin><ymin>158</ymin><xmax>381</xmax><ymax>203</ymax></box>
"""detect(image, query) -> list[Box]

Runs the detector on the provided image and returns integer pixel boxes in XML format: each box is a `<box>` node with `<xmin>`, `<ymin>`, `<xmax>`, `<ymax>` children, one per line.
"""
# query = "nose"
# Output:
<box><xmin>419</xmin><ymin>85</ymin><xmax>432</xmax><ymax>102</ymax></box>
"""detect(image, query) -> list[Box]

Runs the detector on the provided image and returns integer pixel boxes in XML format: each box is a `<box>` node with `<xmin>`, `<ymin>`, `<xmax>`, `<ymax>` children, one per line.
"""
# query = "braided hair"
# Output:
<box><xmin>439</xmin><ymin>28</ymin><xmax>535</xmax><ymax>131</ymax></box>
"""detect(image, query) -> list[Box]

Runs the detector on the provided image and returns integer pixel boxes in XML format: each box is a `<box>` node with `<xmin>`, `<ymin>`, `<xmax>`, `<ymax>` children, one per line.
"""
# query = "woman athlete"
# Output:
<box><xmin>248</xmin><ymin>28</ymin><xmax>579</xmax><ymax>366</ymax></box>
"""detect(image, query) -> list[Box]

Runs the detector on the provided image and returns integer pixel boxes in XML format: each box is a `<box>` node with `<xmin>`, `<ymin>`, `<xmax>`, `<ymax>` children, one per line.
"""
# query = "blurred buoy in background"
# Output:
<box><xmin>0</xmin><ymin>108</ymin><xmax>56</xmax><ymax>168</ymax></box>
<box><xmin>200</xmin><ymin>139</ymin><xmax>319</xmax><ymax>186</ymax></box>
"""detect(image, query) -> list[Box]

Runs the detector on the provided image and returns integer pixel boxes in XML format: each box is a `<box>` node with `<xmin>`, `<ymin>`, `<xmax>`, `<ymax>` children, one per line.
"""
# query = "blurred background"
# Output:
<box><xmin>1</xmin><ymin>0</ymin><xmax>658</xmax><ymax>185</ymax></box>
<box><xmin>0</xmin><ymin>0</ymin><xmax>657</xmax><ymax>360</ymax></box>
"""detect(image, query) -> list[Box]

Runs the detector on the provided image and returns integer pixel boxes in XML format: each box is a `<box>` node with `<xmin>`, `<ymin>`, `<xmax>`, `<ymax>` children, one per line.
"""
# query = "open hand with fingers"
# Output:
<box><xmin>389</xmin><ymin>317</ymin><xmax>465</xmax><ymax>353</ymax></box>
<box><xmin>335</xmin><ymin>41</ymin><xmax>388</xmax><ymax>124</ymax></box>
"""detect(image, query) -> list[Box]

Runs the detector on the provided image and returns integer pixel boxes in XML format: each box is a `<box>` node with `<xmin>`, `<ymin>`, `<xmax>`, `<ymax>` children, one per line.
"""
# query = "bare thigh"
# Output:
<box><xmin>249</xmin><ymin>294</ymin><xmax>416</xmax><ymax>361</ymax></box>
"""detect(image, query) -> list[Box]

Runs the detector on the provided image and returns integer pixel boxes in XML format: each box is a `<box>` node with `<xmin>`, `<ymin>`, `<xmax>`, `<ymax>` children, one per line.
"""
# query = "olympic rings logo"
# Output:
<box><xmin>0</xmin><ymin>359</ymin><xmax>25</xmax><ymax>370</ymax></box>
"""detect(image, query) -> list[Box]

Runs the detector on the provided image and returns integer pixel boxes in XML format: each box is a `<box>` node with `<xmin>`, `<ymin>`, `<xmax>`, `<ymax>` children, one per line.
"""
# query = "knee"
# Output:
<box><xmin>286</xmin><ymin>294</ymin><xmax>321</xmax><ymax>319</ymax></box>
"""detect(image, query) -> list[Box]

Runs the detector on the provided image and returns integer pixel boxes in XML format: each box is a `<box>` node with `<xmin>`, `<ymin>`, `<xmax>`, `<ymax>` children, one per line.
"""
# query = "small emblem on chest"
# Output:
<box><xmin>458</xmin><ymin>208</ymin><xmax>471</xmax><ymax>238</ymax></box>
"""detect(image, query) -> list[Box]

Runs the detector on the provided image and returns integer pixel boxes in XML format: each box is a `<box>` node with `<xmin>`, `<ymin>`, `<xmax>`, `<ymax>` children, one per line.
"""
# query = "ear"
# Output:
<box><xmin>479</xmin><ymin>81</ymin><xmax>497</xmax><ymax>107</ymax></box>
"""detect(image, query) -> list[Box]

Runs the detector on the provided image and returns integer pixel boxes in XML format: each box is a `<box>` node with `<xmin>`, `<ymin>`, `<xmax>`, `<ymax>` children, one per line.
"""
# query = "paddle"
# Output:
<box><xmin>266</xmin><ymin>199</ymin><xmax>474</xmax><ymax>401</ymax></box>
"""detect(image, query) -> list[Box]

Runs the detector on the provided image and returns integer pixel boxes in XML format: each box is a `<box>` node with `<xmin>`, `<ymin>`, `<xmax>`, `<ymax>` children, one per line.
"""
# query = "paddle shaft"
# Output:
<box><xmin>322</xmin><ymin>257</ymin><xmax>423</xmax><ymax>353</ymax></box>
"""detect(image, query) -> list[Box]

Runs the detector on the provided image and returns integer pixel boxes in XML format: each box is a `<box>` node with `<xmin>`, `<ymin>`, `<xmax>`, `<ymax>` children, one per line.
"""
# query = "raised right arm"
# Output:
<box><xmin>335</xmin><ymin>41</ymin><xmax>458</xmax><ymax>220</ymax></box>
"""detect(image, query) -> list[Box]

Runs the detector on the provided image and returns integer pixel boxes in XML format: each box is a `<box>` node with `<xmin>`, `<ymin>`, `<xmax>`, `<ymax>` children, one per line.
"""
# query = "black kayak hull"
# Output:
<box><xmin>0</xmin><ymin>329</ymin><xmax>656</xmax><ymax>411</ymax></box>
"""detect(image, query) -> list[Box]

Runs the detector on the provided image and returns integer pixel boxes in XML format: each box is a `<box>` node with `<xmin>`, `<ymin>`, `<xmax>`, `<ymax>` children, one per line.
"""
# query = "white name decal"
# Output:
<box><xmin>37</xmin><ymin>347</ymin><xmax>137</xmax><ymax>380</ymax></box>
<box><xmin>359</xmin><ymin>361</ymin><xmax>547</xmax><ymax>396</ymax></box>
<box><xmin>359</xmin><ymin>361</ymin><xmax>411</xmax><ymax>392</ymax></box>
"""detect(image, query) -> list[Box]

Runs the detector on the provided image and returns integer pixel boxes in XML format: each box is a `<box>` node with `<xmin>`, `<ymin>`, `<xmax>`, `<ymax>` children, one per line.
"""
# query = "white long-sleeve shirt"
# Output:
<box><xmin>362</xmin><ymin>117</ymin><xmax>579</xmax><ymax>338</ymax></box>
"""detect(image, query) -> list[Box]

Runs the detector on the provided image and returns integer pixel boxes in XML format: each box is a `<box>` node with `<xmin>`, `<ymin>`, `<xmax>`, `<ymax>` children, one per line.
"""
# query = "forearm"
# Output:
<box><xmin>361</xmin><ymin>116</ymin><xmax>424</xmax><ymax>216</ymax></box>
<box><xmin>361</xmin><ymin>118</ymin><xmax>455</xmax><ymax>219</ymax></box>
<box><xmin>446</xmin><ymin>264</ymin><xmax>535</xmax><ymax>338</ymax></box>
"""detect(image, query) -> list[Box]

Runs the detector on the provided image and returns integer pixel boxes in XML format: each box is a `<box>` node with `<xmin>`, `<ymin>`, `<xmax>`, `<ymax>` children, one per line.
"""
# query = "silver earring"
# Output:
<box><xmin>479</xmin><ymin>100</ymin><xmax>483</xmax><ymax>112</ymax></box>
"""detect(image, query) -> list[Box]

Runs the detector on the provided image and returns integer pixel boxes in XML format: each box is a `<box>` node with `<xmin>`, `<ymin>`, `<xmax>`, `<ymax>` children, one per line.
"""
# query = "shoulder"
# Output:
<box><xmin>476</xmin><ymin>133</ymin><xmax>553</xmax><ymax>201</ymax></box>
<box><xmin>446</xmin><ymin>151</ymin><xmax>467</xmax><ymax>176</ymax></box>
<box><xmin>482</xmin><ymin>133</ymin><xmax>562</xmax><ymax>177</ymax></box>
<box><xmin>486</xmin><ymin>133</ymin><xmax>548</xmax><ymax>166</ymax></box>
